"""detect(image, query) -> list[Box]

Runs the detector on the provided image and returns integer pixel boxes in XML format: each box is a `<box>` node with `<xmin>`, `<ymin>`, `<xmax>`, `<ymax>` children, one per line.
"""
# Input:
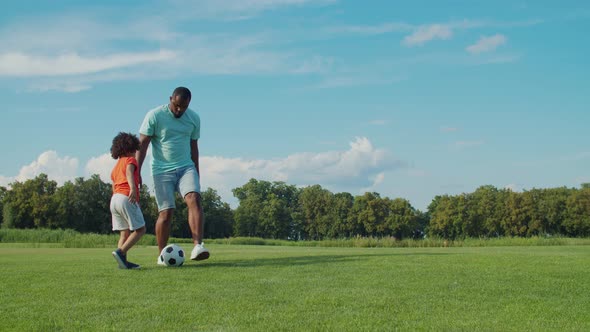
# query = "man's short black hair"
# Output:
<box><xmin>172</xmin><ymin>86</ymin><xmax>191</xmax><ymax>100</ymax></box>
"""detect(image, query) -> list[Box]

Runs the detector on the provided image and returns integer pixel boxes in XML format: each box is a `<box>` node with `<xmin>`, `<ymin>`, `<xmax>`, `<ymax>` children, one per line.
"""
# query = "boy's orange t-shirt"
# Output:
<box><xmin>111</xmin><ymin>156</ymin><xmax>140</xmax><ymax>198</ymax></box>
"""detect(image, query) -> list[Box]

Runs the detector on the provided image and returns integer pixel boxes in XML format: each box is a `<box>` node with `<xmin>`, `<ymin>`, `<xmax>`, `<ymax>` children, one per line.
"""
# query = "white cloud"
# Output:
<box><xmin>0</xmin><ymin>1</ymin><xmax>332</xmax><ymax>91</ymax></box>
<box><xmin>1</xmin><ymin>138</ymin><xmax>405</xmax><ymax>206</ymax></box>
<box><xmin>28</xmin><ymin>82</ymin><xmax>92</xmax><ymax>93</ymax></box>
<box><xmin>0</xmin><ymin>50</ymin><xmax>175</xmax><ymax>77</ymax></box>
<box><xmin>85</xmin><ymin>149</ymin><xmax>155</xmax><ymax>185</ymax></box>
<box><xmin>0</xmin><ymin>150</ymin><xmax>153</xmax><ymax>188</ymax></box>
<box><xmin>15</xmin><ymin>151</ymin><xmax>79</xmax><ymax>185</ymax></box>
<box><xmin>326</xmin><ymin>19</ymin><xmax>535</xmax><ymax>48</ymax></box>
<box><xmin>0</xmin><ymin>175</ymin><xmax>13</xmax><ymax>187</ymax></box>
<box><xmin>170</xmin><ymin>0</ymin><xmax>338</xmax><ymax>20</ymax></box>
<box><xmin>402</xmin><ymin>24</ymin><xmax>453</xmax><ymax>46</ymax></box>
<box><xmin>328</xmin><ymin>18</ymin><xmax>540</xmax><ymax>38</ymax></box>
<box><xmin>85</xmin><ymin>154</ymin><xmax>117</xmax><ymax>183</ymax></box>
<box><xmin>466</xmin><ymin>34</ymin><xmax>507</xmax><ymax>54</ymax></box>
<box><xmin>201</xmin><ymin>137</ymin><xmax>406</xmax><ymax>204</ymax></box>
<box><xmin>361</xmin><ymin>172</ymin><xmax>386</xmax><ymax>193</ymax></box>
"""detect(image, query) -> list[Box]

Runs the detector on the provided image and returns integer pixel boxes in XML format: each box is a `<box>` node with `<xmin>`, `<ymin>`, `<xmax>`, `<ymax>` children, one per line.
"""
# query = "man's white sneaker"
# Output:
<box><xmin>157</xmin><ymin>255</ymin><xmax>166</xmax><ymax>266</ymax></box>
<box><xmin>190</xmin><ymin>243</ymin><xmax>210</xmax><ymax>261</ymax></box>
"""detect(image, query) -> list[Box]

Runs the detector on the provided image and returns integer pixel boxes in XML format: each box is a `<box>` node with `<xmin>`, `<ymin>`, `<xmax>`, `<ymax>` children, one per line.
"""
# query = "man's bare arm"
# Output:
<box><xmin>190</xmin><ymin>139</ymin><xmax>200</xmax><ymax>175</ymax></box>
<box><xmin>136</xmin><ymin>134</ymin><xmax>151</xmax><ymax>186</ymax></box>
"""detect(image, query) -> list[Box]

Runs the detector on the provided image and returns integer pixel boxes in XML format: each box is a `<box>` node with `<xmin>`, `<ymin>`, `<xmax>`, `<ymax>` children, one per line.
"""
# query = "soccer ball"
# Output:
<box><xmin>159</xmin><ymin>244</ymin><xmax>185</xmax><ymax>267</ymax></box>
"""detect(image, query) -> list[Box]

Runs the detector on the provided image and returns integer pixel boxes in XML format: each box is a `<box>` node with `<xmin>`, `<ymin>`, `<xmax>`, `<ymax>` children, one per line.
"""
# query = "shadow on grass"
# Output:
<box><xmin>178</xmin><ymin>252</ymin><xmax>453</xmax><ymax>269</ymax></box>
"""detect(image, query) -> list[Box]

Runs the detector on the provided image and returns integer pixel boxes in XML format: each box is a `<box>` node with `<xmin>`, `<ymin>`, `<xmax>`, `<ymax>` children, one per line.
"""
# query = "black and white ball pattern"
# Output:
<box><xmin>160</xmin><ymin>244</ymin><xmax>185</xmax><ymax>267</ymax></box>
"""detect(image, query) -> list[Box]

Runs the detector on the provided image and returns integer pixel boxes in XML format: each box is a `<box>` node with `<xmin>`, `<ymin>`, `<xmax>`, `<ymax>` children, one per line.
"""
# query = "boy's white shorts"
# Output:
<box><xmin>110</xmin><ymin>193</ymin><xmax>146</xmax><ymax>231</ymax></box>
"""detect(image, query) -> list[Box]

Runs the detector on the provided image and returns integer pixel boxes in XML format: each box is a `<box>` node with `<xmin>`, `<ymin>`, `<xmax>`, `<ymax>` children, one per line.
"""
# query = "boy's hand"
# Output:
<box><xmin>128</xmin><ymin>189</ymin><xmax>138</xmax><ymax>204</ymax></box>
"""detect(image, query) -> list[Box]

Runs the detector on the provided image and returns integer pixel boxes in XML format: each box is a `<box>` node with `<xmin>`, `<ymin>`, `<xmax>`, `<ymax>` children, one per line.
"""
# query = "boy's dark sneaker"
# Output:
<box><xmin>112</xmin><ymin>249</ymin><xmax>128</xmax><ymax>269</ymax></box>
<box><xmin>126</xmin><ymin>261</ymin><xmax>141</xmax><ymax>269</ymax></box>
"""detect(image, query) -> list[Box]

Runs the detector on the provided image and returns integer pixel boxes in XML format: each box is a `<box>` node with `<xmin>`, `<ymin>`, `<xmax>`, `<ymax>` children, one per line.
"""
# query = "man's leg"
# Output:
<box><xmin>153</xmin><ymin>170</ymin><xmax>177</xmax><ymax>254</ymax></box>
<box><xmin>156</xmin><ymin>209</ymin><xmax>174</xmax><ymax>253</ymax></box>
<box><xmin>186</xmin><ymin>193</ymin><xmax>209</xmax><ymax>261</ymax></box>
<box><xmin>178</xmin><ymin>165</ymin><xmax>209</xmax><ymax>261</ymax></box>
<box><xmin>185</xmin><ymin>192</ymin><xmax>204</xmax><ymax>245</ymax></box>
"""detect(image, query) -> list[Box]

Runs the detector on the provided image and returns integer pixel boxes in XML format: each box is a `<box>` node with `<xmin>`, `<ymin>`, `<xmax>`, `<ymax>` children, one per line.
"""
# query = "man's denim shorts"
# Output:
<box><xmin>153</xmin><ymin>165</ymin><xmax>200</xmax><ymax>211</ymax></box>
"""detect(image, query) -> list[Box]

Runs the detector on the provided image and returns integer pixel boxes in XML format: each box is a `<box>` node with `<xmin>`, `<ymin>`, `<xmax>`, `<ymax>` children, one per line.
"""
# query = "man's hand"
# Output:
<box><xmin>136</xmin><ymin>134</ymin><xmax>152</xmax><ymax>189</ymax></box>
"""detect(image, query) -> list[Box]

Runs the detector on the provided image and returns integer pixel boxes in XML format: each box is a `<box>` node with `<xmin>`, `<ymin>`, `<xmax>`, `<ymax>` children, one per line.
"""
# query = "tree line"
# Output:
<box><xmin>428</xmin><ymin>184</ymin><xmax>590</xmax><ymax>238</ymax></box>
<box><xmin>1</xmin><ymin>174</ymin><xmax>589</xmax><ymax>239</ymax></box>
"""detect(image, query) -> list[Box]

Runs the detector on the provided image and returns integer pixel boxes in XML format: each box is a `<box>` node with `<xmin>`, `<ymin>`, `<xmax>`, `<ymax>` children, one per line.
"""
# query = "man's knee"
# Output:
<box><xmin>184</xmin><ymin>192</ymin><xmax>202</xmax><ymax>207</ymax></box>
<box><xmin>158</xmin><ymin>209</ymin><xmax>174</xmax><ymax>223</ymax></box>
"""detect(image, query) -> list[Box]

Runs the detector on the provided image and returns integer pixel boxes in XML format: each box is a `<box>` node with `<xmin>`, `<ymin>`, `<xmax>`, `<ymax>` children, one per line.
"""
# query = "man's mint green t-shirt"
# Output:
<box><xmin>139</xmin><ymin>104</ymin><xmax>200</xmax><ymax>175</ymax></box>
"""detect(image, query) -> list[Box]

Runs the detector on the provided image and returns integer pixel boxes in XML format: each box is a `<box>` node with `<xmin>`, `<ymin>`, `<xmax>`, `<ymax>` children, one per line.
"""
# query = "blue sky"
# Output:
<box><xmin>1</xmin><ymin>0</ymin><xmax>589</xmax><ymax>210</ymax></box>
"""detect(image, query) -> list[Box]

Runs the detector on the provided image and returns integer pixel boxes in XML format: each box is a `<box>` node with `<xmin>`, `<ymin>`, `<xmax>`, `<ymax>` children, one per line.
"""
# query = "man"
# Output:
<box><xmin>136</xmin><ymin>86</ymin><xmax>209</xmax><ymax>265</ymax></box>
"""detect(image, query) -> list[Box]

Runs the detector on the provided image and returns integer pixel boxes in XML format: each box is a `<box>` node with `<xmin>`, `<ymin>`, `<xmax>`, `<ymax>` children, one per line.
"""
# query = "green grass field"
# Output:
<box><xmin>1</xmin><ymin>244</ymin><xmax>589</xmax><ymax>331</ymax></box>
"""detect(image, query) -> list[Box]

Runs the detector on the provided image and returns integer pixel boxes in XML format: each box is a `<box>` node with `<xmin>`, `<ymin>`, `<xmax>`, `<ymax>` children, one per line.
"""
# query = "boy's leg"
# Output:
<box><xmin>111</xmin><ymin>194</ymin><xmax>131</xmax><ymax>269</ymax></box>
<box><xmin>118</xmin><ymin>230</ymin><xmax>130</xmax><ymax>249</ymax></box>
<box><xmin>120</xmin><ymin>226</ymin><xmax>146</xmax><ymax>254</ymax></box>
<box><xmin>119</xmin><ymin>200</ymin><xmax>147</xmax><ymax>255</ymax></box>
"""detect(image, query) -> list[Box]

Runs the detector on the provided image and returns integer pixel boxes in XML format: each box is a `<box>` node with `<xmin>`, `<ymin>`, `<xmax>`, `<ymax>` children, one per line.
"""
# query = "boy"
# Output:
<box><xmin>110</xmin><ymin>132</ymin><xmax>146</xmax><ymax>269</ymax></box>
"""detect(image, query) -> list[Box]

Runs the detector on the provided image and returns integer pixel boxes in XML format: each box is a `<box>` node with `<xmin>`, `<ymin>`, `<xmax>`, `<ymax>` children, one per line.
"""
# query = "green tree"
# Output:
<box><xmin>523</xmin><ymin>189</ymin><xmax>545</xmax><ymax>236</ymax></box>
<box><xmin>539</xmin><ymin>187</ymin><xmax>571</xmax><ymax>235</ymax></box>
<box><xmin>0</xmin><ymin>186</ymin><xmax>6</xmax><ymax>226</ymax></box>
<box><xmin>259</xmin><ymin>193</ymin><xmax>291</xmax><ymax>239</ymax></box>
<box><xmin>232</xmin><ymin>179</ymin><xmax>298</xmax><ymax>239</ymax></box>
<box><xmin>201</xmin><ymin>188</ymin><xmax>234</xmax><ymax>239</ymax></box>
<box><xmin>470</xmin><ymin>185</ymin><xmax>503</xmax><ymax>237</ymax></box>
<box><xmin>232</xmin><ymin>179</ymin><xmax>270</xmax><ymax>237</ymax></box>
<box><xmin>386</xmin><ymin>198</ymin><xmax>419</xmax><ymax>239</ymax></box>
<box><xmin>139</xmin><ymin>184</ymin><xmax>159</xmax><ymax>235</ymax></box>
<box><xmin>330</xmin><ymin>192</ymin><xmax>354</xmax><ymax>238</ymax></box>
<box><xmin>414</xmin><ymin>209</ymin><xmax>429</xmax><ymax>238</ymax></box>
<box><xmin>350</xmin><ymin>192</ymin><xmax>385</xmax><ymax>237</ymax></box>
<box><xmin>169</xmin><ymin>195</ymin><xmax>190</xmax><ymax>238</ymax></box>
<box><xmin>564</xmin><ymin>187</ymin><xmax>590</xmax><ymax>236</ymax></box>
<box><xmin>298</xmin><ymin>185</ymin><xmax>334</xmax><ymax>240</ymax></box>
<box><xmin>428</xmin><ymin>195</ymin><xmax>468</xmax><ymax>239</ymax></box>
<box><xmin>65</xmin><ymin>175</ymin><xmax>112</xmax><ymax>233</ymax></box>
<box><xmin>54</xmin><ymin>181</ymin><xmax>77</xmax><ymax>229</ymax></box>
<box><xmin>502</xmin><ymin>191</ymin><xmax>529</xmax><ymax>236</ymax></box>
<box><xmin>2</xmin><ymin>174</ymin><xmax>60</xmax><ymax>229</ymax></box>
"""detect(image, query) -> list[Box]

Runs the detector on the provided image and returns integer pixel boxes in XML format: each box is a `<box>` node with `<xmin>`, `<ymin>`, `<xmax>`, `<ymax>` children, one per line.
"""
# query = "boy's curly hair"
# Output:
<box><xmin>110</xmin><ymin>132</ymin><xmax>140</xmax><ymax>159</ymax></box>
